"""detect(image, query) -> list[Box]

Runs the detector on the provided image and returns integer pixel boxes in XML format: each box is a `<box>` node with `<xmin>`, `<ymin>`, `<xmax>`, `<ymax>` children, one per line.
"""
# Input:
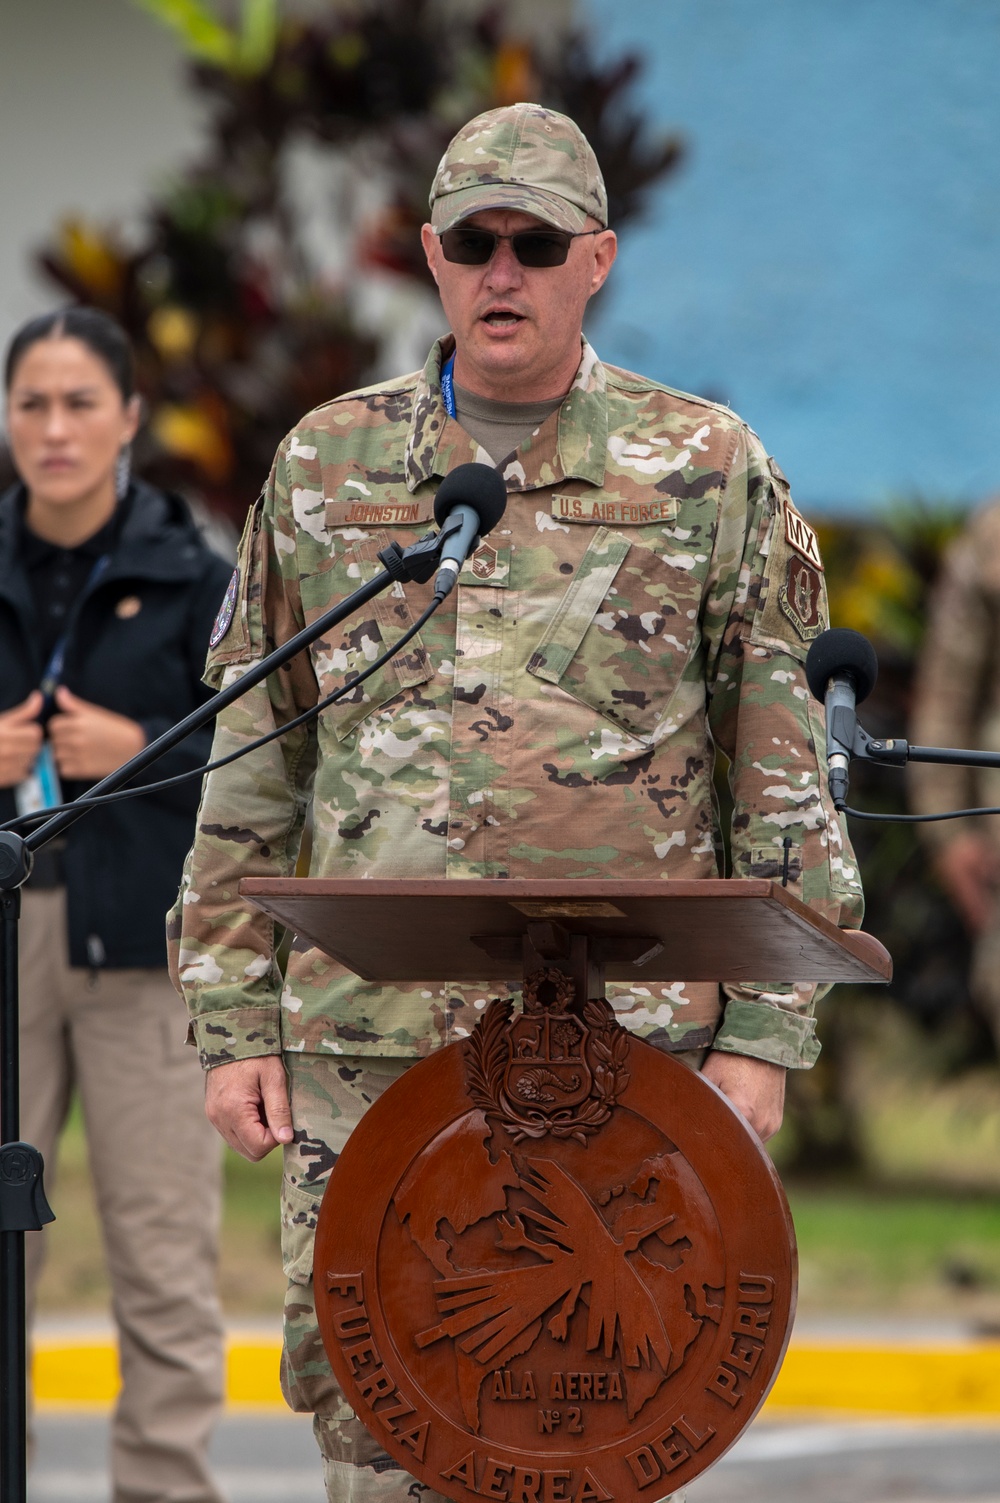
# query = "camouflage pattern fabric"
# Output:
<box><xmin>910</xmin><ymin>500</ymin><xmax>1000</xmax><ymax>1043</ymax></box>
<box><xmin>429</xmin><ymin>102</ymin><xmax>608</xmax><ymax>234</ymax></box>
<box><xmin>910</xmin><ymin>499</ymin><xmax>1000</xmax><ymax>842</ymax></box>
<box><xmin>169</xmin><ymin>336</ymin><xmax>863</xmax><ymax>1072</ymax></box>
<box><xmin>279</xmin><ymin>1050</ymin><xmax>686</xmax><ymax>1503</ymax></box>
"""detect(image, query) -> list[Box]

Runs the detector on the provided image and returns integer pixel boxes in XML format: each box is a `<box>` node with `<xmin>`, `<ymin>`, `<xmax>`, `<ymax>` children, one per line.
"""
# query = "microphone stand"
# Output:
<box><xmin>0</xmin><ymin>525</ymin><xmax>451</xmax><ymax>1503</ymax></box>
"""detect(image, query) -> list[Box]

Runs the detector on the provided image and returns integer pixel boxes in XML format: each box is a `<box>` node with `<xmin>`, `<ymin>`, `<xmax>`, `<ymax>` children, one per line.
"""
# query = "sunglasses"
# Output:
<box><xmin>438</xmin><ymin>227</ymin><xmax>601</xmax><ymax>268</ymax></box>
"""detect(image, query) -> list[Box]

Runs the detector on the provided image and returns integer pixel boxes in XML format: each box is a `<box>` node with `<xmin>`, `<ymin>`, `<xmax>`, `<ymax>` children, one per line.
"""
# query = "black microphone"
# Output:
<box><xmin>805</xmin><ymin>629</ymin><xmax>879</xmax><ymax>809</ymax></box>
<box><xmin>432</xmin><ymin>463</ymin><xmax>508</xmax><ymax>600</ymax></box>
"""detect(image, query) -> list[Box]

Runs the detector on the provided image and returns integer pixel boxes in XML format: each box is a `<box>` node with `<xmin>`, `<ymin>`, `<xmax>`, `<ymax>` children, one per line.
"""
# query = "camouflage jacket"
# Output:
<box><xmin>910</xmin><ymin>499</ymin><xmax>1000</xmax><ymax>844</ymax></box>
<box><xmin>169</xmin><ymin>338</ymin><xmax>863</xmax><ymax>1071</ymax></box>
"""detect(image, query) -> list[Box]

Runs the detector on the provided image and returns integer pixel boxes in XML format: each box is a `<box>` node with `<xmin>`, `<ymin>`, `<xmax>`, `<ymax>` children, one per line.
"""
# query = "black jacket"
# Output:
<box><xmin>0</xmin><ymin>481</ymin><xmax>233</xmax><ymax>967</ymax></box>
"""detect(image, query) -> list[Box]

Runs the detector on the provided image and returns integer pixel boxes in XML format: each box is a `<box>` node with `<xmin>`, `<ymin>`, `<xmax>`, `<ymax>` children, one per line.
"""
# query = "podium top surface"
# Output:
<box><xmin>240</xmin><ymin>877</ymin><xmax>891</xmax><ymax>985</ymax></box>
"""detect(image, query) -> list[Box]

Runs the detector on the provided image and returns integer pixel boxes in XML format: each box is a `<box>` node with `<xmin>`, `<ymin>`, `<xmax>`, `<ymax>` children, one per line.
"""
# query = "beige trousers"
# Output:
<box><xmin>19</xmin><ymin>888</ymin><xmax>226</xmax><ymax>1503</ymax></box>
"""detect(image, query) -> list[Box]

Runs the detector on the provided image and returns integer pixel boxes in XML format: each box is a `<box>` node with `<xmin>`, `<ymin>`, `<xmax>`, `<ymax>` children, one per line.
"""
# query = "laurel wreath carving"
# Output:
<box><xmin>465</xmin><ymin>995</ymin><xmax>631</xmax><ymax>1146</ymax></box>
<box><xmin>521</xmin><ymin>967</ymin><xmax>576</xmax><ymax>1014</ymax></box>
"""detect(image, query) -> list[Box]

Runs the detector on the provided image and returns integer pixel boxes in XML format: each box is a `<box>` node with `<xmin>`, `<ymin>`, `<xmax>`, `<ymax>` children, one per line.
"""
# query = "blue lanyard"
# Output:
<box><xmin>40</xmin><ymin>552</ymin><xmax>112</xmax><ymax>705</ymax></box>
<box><xmin>441</xmin><ymin>352</ymin><xmax>457</xmax><ymax>420</ymax></box>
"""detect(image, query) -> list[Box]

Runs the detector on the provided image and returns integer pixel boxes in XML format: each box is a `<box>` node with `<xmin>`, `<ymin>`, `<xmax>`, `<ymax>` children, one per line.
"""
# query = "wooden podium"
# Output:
<box><xmin>243</xmin><ymin>877</ymin><xmax>890</xmax><ymax>1502</ymax></box>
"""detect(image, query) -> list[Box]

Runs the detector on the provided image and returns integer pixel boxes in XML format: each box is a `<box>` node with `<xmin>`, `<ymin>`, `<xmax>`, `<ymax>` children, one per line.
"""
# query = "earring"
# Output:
<box><xmin>115</xmin><ymin>444</ymin><xmax>132</xmax><ymax>501</ymax></box>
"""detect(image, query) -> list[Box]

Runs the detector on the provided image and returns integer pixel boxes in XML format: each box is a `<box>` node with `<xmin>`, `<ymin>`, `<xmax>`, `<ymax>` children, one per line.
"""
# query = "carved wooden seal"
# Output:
<box><xmin>315</xmin><ymin>994</ymin><xmax>796</xmax><ymax>1503</ymax></box>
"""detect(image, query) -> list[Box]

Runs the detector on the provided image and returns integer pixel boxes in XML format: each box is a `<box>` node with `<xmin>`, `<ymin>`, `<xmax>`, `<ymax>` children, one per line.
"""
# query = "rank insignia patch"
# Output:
<box><xmin>210</xmin><ymin>568</ymin><xmax>239</xmax><ymax>648</ymax></box>
<box><xmin>779</xmin><ymin>554</ymin><xmax>824</xmax><ymax>640</ymax></box>
<box><xmin>471</xmin><ymin>544</ymin><xmax>497</xmax><ymax>579</ymax></box>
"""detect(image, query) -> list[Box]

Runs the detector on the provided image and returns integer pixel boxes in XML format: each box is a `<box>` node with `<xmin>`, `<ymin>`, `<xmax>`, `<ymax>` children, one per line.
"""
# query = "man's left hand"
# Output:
<box><xmin>701</xmin><ymin>1051</ymin><xmax>786</xmax><ymax>1141</ymax></box>
<box><xmin>48</xmin><ymin>686</ymin><xmax>146</xmax><ymax>780</ymax></box>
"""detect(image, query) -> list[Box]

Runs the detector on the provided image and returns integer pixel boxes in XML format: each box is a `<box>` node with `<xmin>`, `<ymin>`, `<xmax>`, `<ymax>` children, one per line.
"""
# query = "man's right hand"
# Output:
<box><xmin>0</xmin><ymin>691</ymin><xmax>43</xmax><ymax>788</ymax></box>
<box><xmin>205</xmin><ymin>1055</ymin><xmax>294</xmax><ymax>1161</ymax></box>
<box><xmin>935</xmin><ymin>831</ymin><xmax>1000</xmax><ymax>934</ymax></box>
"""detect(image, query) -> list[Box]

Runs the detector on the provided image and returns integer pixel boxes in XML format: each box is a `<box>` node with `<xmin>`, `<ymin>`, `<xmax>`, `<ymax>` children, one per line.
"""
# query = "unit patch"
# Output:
<box><xmin>210</xmin><ymin>568</ymin><xmax>239</xmax><ymax>648</ymax></box>
<box><xmin>784</xmin><ymin>507</ymin><xmax>823</xmax><ymax>571</ymax></box>
<box><xmin>779</xmin><ymin>555</ymin><xmax>824</xmax><ymax>640</ymax></box>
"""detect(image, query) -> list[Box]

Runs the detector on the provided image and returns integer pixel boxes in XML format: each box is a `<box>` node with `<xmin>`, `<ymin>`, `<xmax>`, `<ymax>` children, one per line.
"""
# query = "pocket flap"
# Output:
<box><xmin>280</xmin><ymin>1179</ymin><xmax>323</xmax><ymax>1285</ymax></box>
<box><xmin>527</xmin><ymin>527</ymin><xmax>631</xmax><ymax>684</ymax></box>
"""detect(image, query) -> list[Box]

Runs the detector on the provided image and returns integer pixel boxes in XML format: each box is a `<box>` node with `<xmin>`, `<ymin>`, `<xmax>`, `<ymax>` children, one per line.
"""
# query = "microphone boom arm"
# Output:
<box><xmin>828</xmin><ymin>720</ymin><xmax>1000</xmax><ymax>810</ymax></box>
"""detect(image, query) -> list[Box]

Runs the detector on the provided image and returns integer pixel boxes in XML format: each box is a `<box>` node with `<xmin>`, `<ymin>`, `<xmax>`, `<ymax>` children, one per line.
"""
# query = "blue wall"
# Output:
<box><xmin>585</xmin><ymin>0</ymin><xmax>1000</xmax><ymax>511</ymax></box>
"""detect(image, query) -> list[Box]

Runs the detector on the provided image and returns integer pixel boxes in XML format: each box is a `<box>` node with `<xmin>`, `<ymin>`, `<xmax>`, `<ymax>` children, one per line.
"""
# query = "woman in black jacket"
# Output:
<box><xmin>0</xmin><ymin>307</ymin><xmax>232</xmax><ymax>1503</ymax></box>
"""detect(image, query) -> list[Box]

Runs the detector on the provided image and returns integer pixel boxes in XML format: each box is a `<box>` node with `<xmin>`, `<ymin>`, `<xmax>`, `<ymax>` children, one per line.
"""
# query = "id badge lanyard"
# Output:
<box><xmin>14</xmin><ymin>553</ymin><xmax>112</xmax><ymax>817</ymax></box>
<box><xmin>441</xmin><ymin>352</ymin><xmax>457</xmax><ymax>420</ymax></box>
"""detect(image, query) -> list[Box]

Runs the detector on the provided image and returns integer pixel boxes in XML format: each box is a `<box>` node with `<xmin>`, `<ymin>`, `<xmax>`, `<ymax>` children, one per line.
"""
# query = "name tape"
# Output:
<box><xmin>552</xmin><ymin>495</ymin><xmax>678</xmax><ymax>526</ymax></box>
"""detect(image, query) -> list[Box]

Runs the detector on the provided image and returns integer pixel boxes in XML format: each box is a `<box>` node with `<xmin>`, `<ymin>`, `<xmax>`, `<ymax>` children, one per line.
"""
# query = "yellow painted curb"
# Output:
<box><xmin>34</xmin><ymin>1339</ymin><xmax>284</xmax><ymax>1408</ymax></box>
<box><xmin>32</xmin><ymin>1337</ymin><xmax>1000</xmax><ymax>1415</ymax></box>
<box><xmin>769</xmin><ymin>1344</ymin><xmax>1000</xmax><ymax>1416</ymax></box>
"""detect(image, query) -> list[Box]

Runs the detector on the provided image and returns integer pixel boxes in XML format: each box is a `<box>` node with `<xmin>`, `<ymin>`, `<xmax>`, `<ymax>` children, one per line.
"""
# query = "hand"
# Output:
<box><xmin>0</xmin><ymin>691</ymin><xmax>44</xmax><ymax>787</ymax></box>
<box><xmin>935</xmin><ymin>832</ymin><xmax>1000</xmax><ymax>934</ymax></box>
<box><xmin>701</xmin><ymin>1050</ymin><xmax>786</xmax><ymax>1142</ymax></box>
<box><xmin>205</xmin><ymin>1055</ymin><xmax>294</xmax><ymax>1162</ymax></box>
<box><xmin>48</xmin><ymin>686</ymin><xmax>146</xmax><ymax>780</ymax></box>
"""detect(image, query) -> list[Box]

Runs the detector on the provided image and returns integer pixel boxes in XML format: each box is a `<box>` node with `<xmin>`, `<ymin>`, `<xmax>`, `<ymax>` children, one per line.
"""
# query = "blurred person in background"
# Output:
<box><xmin>0</xmin><ymin>307</ymin><xmax>232</xmax><ymax>1503</ymax></box>
<box><xmin>910</xmin><ymin>502</ymin><xmax>1000</xmax><ymax>1052</ymax></box>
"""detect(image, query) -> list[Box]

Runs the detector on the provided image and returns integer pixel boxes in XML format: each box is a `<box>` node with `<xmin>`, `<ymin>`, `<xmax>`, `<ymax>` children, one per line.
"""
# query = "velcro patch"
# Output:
<box><xmin>784</xmin><ymin>506</ymin><xmax>823</xmax><ymax>570</ymax></box>
<box><xmin>209</xmin><ymin>568</ymin><xmax>239</xmax><ymax>648</ymax></box>
<box><xmin>551</xmin><ymin>494</ymin><xmax>678</xmax><ymax>526</ymax></box>
<box><xmin>458</xmin><ymin>543</ymin><xmax>511</xmax><ymax>588</ymax></box>
<box><xmin>779</xmin><ymin>555</ymin><xmax>824</xmax><ymax>640</ymax></box>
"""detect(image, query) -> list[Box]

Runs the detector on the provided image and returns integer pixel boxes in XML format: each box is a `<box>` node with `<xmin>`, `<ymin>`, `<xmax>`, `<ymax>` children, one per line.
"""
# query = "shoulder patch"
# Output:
<box><xmin>778</xmin><ymin>555</ymin><xmax>824</xmax><ymax>640</ymax></box>
<box><xmin>209</xmin><ymin>568</ymin><xmax>239</xmax><ymax>648</ymax></box>
<box><xmin>784</xmin><ymin>506</ymin><xmax>823</xmax><ymax>572</ymax></box>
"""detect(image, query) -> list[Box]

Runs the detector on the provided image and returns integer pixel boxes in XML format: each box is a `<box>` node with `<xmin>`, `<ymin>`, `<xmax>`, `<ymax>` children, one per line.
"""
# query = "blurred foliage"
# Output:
<box><xmin>19</xmin><ymin>0</ymin><xmax>681</xmax><ymax>523</ymax></box>
<box><xmin>130</xmin><ymin>0</ymin><xmax>280</xmax><ymax>76</ymax></box>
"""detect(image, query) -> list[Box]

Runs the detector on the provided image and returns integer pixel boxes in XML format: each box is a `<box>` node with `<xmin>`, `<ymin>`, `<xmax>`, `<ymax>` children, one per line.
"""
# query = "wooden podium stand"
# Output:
<box><xmin>243</xmin><ymin>877</ymin><xmax>890</xmax><ymax>1502</ymax></box>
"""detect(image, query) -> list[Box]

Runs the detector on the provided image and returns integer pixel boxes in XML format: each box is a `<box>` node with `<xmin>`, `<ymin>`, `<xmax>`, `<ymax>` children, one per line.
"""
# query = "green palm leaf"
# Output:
<box><xmin>128</xmin><ymin>0</ymin><xmax>237</xmax><ymax>66</ymax></box>
<box><xmin>237</xmin><ymin>0</ymin><xmax>278</xmax><ymax>74</ymax></box>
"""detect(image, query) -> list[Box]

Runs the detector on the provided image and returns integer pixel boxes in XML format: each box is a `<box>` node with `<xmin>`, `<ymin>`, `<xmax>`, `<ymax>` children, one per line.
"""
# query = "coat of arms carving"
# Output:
<box><xmin>467</xmin><ymin>971</ymin><xmax>629</xmax><ymax>1144</ymax></box>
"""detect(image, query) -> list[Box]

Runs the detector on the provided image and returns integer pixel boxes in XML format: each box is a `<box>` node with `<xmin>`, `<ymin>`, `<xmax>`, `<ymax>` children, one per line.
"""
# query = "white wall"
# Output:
<box><xmin>0</xmin><ymin>0</ymin><xmax>205</xmax><ymax>355</ymax></box>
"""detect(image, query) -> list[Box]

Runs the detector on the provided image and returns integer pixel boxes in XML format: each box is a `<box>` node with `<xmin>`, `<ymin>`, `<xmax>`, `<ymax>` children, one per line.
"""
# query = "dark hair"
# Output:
<box><xmin>4</xmin><ymin>306</ymin><xmax>135</xmax><ymax>401</ymax></box>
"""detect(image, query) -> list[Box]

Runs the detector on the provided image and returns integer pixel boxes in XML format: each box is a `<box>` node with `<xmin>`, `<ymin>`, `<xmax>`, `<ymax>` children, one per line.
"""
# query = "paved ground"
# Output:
<box><xmin>29</xmin><ymin>1413</ymin><xmax>1000</xmax><ymax>1503</ymax></box>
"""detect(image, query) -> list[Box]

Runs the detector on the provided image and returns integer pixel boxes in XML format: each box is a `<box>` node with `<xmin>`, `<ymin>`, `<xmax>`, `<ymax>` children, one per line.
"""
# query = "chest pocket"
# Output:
<box><xmin>526</xmin><ymin>525</ymin><xmax>700</xmax><ymax>742</ymax></box>
<box><xmin>311</xmin><ymin>529</ymin><xmax>432</xmax><ymax>740</ymax></box>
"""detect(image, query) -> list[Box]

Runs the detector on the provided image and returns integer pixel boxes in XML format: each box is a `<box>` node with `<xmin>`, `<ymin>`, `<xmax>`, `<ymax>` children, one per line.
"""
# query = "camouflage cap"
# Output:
<box><xmin>429</xmin><ymin>102</ymin><xmax>608</xmax><ymax>234</ymax></box>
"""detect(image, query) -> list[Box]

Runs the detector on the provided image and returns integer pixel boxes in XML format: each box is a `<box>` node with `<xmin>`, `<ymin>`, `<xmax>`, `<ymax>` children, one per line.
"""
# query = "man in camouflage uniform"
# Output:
<box><xmin>170</xmin><ymin>103</ymin><xmax>863</xmax><ymax>1503</ymax></box>
<box><xmin>910</xmin><ymin>501</ymin><xmax>1000</xmax><ymax>1043</ymax></box>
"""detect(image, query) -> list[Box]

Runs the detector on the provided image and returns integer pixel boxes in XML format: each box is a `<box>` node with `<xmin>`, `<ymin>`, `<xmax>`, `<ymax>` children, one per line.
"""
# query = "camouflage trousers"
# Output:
<box><xmin>279</xmin><ymin>1050</ymin><xmax>690</xmax><ymax>1503</ymax></box>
